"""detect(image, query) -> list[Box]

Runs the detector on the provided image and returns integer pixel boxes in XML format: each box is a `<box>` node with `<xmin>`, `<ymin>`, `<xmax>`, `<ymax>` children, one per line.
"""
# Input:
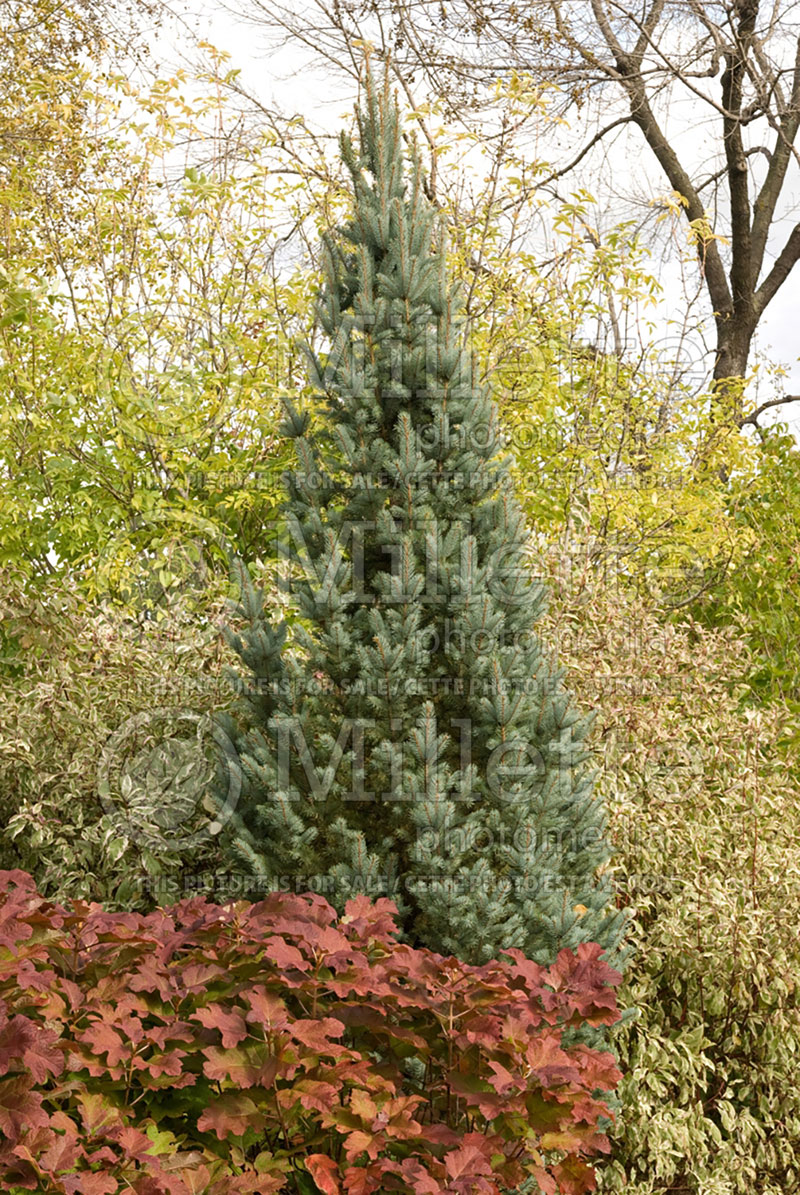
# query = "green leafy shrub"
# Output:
<box><xmin>696</xmin><ymin>426</ymin><xmax>800</xmax><ymax>722</ymax></box>
<box><xmin>0</xmin><ymin>868</ymin><xmax>622</xmax><ymax>1194</ymax></box>
<box><xmin>0</xmin><ymin>569</ymin><xmax>236</xmax><ymax>905</ymax></box>
<box><xmin>534</xmin><ymin>540</ymin><xmax>800</xmax><ymax>1193</ymax></box>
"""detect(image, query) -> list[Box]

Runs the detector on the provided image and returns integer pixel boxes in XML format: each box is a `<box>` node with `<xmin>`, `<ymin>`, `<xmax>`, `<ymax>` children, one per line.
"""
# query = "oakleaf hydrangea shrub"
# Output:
<box><xmin>0</xmin><ymin>869</ymin><xmax>622</xmax><ymax>1194</ymax></box>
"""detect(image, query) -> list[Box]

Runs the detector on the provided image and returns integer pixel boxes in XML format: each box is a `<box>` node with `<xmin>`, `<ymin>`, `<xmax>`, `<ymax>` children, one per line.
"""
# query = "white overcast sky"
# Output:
<box><xmin>154</xmin><ymin>1</ymin><xmax>800</xmax><ymax>438</ymax></box>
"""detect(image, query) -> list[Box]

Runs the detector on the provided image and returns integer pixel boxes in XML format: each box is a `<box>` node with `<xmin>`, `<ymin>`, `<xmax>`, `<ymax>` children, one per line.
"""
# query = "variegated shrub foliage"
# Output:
<box><xmin>538</xmin><ymin>539</ymin><xmax>800</xmax><ymax>1194</ymax></box>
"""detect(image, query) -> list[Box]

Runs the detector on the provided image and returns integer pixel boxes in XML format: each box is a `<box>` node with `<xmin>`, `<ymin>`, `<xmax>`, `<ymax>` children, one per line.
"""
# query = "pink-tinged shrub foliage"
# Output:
<box><xmin>0</xmin><ymin>870</ymin><xmax>622</xmax><ymax>1194</ymax></box>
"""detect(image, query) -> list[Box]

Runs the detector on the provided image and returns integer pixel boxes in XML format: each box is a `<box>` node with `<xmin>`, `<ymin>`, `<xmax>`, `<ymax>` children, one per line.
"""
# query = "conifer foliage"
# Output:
<box><xmin>214</xmin><ymin>71</ymin><xmax>627</xmax><ymax>967</ymax></box>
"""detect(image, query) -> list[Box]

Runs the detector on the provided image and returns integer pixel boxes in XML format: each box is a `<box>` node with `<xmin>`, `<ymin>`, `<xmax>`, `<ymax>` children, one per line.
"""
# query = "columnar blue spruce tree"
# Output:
<box><xmin>213</xmin><ymin>72</ymin><xmax>627</xmax><ymax>969</ymax></box>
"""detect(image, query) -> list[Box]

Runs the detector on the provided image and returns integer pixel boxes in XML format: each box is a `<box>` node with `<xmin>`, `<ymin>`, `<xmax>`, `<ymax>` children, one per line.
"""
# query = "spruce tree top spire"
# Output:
<box><xmin>217</xmin><ymin>69</ymin><xmax>629</xmax><ymax>971</ymax></box>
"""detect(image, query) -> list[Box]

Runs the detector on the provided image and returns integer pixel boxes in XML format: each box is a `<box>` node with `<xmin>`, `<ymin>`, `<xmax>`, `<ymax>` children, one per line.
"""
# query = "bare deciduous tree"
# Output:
<box><xmin>233</xmin><ymin>0</ymin><xmax>800</xmax><ymax>429</ymax></box>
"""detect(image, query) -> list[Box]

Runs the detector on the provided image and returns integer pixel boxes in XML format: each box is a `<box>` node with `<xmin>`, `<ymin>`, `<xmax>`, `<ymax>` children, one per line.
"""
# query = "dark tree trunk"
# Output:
<box><xmin>713</xmin><ymin>315</ymin><xmax>755</xmax><ymax>425</ymax></box>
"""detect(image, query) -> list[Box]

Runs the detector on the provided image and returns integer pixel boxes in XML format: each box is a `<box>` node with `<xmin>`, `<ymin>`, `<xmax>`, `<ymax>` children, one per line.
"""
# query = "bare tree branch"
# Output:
<box><xmin>751</xmin><ymin>34</ymin><xmax>800</xmax><ymax>271</ymax></box>
<box><xmin>536</xmin><ymin>115</ymin><xmax>630</xmax><ymax>187</ymax></box>
<box><xmin>739</xmin><ymin>394</ymin><xmax>800</xmax><ymax>427</ymax></box>
<box><xmin>754</xmin><ymin>219</ymin><xmax>800</xmax><ymax>313</ymax></box>
<box><xmin>231</xmin><ymin>0</ymin><xmax>800</xmax><ymax>421</ymax></box>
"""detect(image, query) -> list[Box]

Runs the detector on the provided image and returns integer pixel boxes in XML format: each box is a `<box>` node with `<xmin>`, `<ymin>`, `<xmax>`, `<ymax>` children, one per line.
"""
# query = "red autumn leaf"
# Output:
<box><xmin>9</xmin><ymin>1127</ymin><xmax>58</xmax><ymax>1171</ymax></box>
<box><xmin>243</xmin><ymin>985</ymin><xmax>290</xmax><ymax>1031</ymax></box>
<box><xmin>0</xmin><ymin>1158</ymin><xmax>39</xmax><ymax>1191</ymax></box>
<box><xmin>0</xmin><ymin>1015</ymin><xmax>62</xmax><ymax>1082</ymax></box>
<box><xmin>574</xmin><ymin>940</ymin><xmax>622</xmax><ymax>978</ymax></box>
<box><xmin>57</xmin><ymin>977</ymin><xmax>84</xmax><ymax>1012</ymax></box>
<box><xmin>0</xmin><ymin>1075</ymin><xmax>47</xmax><ymax>1137</ymax></box>
<box><xmin>263</xmin><ymin>936</ymin><xmax>309</xmax><ymax>971</ymax></box>
<box><xmin>80</xmin><ymin>1144</ymin><xmax>117</xmax><ymax>1168</ymax></box>
<box><xmin>570</xmin><ymin>1093</ymin><xmax>613</xmax><ymax>1126</ymax></box>
<box><xmin>420</xmin><ymin>1124</ymin><xmax>460</xmax><ymax>1149</ymax></box>
<box><xmin>548</xmin><ymin>946</ymin><xmax>622</xmax><ymax>1019</ymax></box>
<box><xmin>341</xmin><ymin>895</ymin><xmax>398</xmax><ymax>941</ymax></box>
<box><xmin>0</xmin><ymin>899</ymin><xmax>35</xmax><ymax>951</ymax></box>
<box><xmin>332</xmin><ymin>1006</ymin><xmax>423</xmax><ymax>1047</ymax></box>
<box><xmin>486</xmin><ymin>1060</ymin><xmax>517</xmax><ymax>1095</ymax></box>
<box><xmin>500</xmin><ymin>948</ymin><xmax>547</xmax><ymax>987</ymax></box>
<box><xmin>180</xmin><ymin>962</ymin><xmax>228</xmax><ymax>993</ymax></box>
<box><xmin>105</xmin><ymin>1008</ymin><xmax>145</xmax><ymax>1046</ymax></box>
<box><xmin>531</xmin><ymin>1166</ymin><xmax>557</xmax><ymax>1195</ymax></box>
<box><xmin>293</xmin><ymin>1078</ymin><xmax>340</xmax><ymax>1115</ymax></box>
<box><xmin>540</xmin><ymin>1129</ymin><xmax>587</xmax><ymax>1152</ymax></box>
<box><xmin>525</xmin><ymin>1035</ymin><xmax>580</xmax><ymax>1087</ymax></box>
<box><xmin>457</xmin><ymin>1089</ymin><xmax>505</xmax><ymax>1120</ymax></box>
<box><xmin>397</xmin><ymin>1158</ymin><xmax>444</xmax><ymax>1194</ymax></box>
<box><xmin>552</xmin><ymin>1153</ymin><xmax>600</xmax><ymax>1195</ymax></box>
<box><xmin>165</xmin><ymin>1163</ymin><xmax>213</xmax><ymax>1195</ymax></box>
<box><xmin>376</xmin><ymin>1095</ymin><xmax>426</xmax><ymax>1140</ymax></box>
<box><xmin>202</xmin><ymin>1042</ymin><xmax>278</xmax><ymax>1088</ymax></box>
<box><xmin>158</xmin><ymin>1149</ymin><xmax>207</xmax><ymax>1173</ymax></box>
<box><xmin>0</xmin><ymin>1014</ymin><xmax>35</xmax><ymax>1075</ymax></box>
<box><xmin>305</xmin><ymin>1153</ymin><xmax>342</xmax><ymax>1194</ymax></box>
<box><xmin>0</xmin><ymin>868</ymin><xmax>38</xmax><ymax>893</ymax></box>
<box><xmin>343</xmin><ymin>1165</ymin><xmax>381</xmax><ymax>1194</ymax></box>
<box><xmin>115</xmin><ymin>1123</ymin><xmax>160</xmax><ymax>1160</ymax></box>
<box><xmin>126</xmin><ymin>956</ymin><xmax>178</xmax><ymax>1000</ymax></box>
<box><xmin>146</xmin><ymin>1021</ymin><xmax>195</xmax><ymax>1050</ymax></box>
<box><xmin>343</xmin><ymin>1129</ymin><xmax>380</xmax><ymax>1162</ymax></box>
<box><xmin>296</xmin><ymin>923</ymin><xmax>351</xmax><ymax>956</ymax></box>
<box><xmin>348</xmin><ymin>1088</ymin><xmax>378</xmax><ymax>1122</ymax></box>
<box><xmin>227</xmin><ymin>1174</ymin><xmax>287</xmax><ymax>1194</ymax></box>
<box><xmin>63</xmin><ymin>1172</ymin><xmax>119</xmax><ymax>1195</ymax></box>
<box><xmin>192</xmin><ymin>1003</ymin><xmax>248</xmax><ymax>1048</ymax></box>
<box><xmin>574</xmin><ymin>1048</ymin><xmax>622</xmax><ymax>1092</ymax></box>
<box><xmin>197</xmin><ymin>1092</ymin><xmax>268</xmax><ymax>1139</ymax></box>
<box><xmin>291</xmin><ymin>1017</ymin><xmax>345</xmax><ymax>1052</ymax></box>
<box><xmin>444</xmin><ymin>1137</ymin><xmax>494</xmax><ymax>1181</ymax></box>
<box><xmin>38</xmin><ymin>1116</ymin><xmax>81</xmax><ymax>1173</ymax></box>
<box><xmin>77</xmin><ymin>1020</ymin><xmax>130</xmax><ymax>1067</ymax></box>
<box><xmin>76</xmin><ymin>1091</ymin><xmax>125</xmax><ymax>1135</ymax></box>
<box><xmin>135</xmin><ymin>1047</ymin><xmax>187</xmax><ymax>1079</ymax></box>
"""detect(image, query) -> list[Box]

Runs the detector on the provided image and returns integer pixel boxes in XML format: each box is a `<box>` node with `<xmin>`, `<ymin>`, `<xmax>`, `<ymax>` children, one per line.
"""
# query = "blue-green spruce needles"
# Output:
<box><xmin>210</xmin><ymin>70</ymin><xmax>629</xmax><ymax>973</ymax></box>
